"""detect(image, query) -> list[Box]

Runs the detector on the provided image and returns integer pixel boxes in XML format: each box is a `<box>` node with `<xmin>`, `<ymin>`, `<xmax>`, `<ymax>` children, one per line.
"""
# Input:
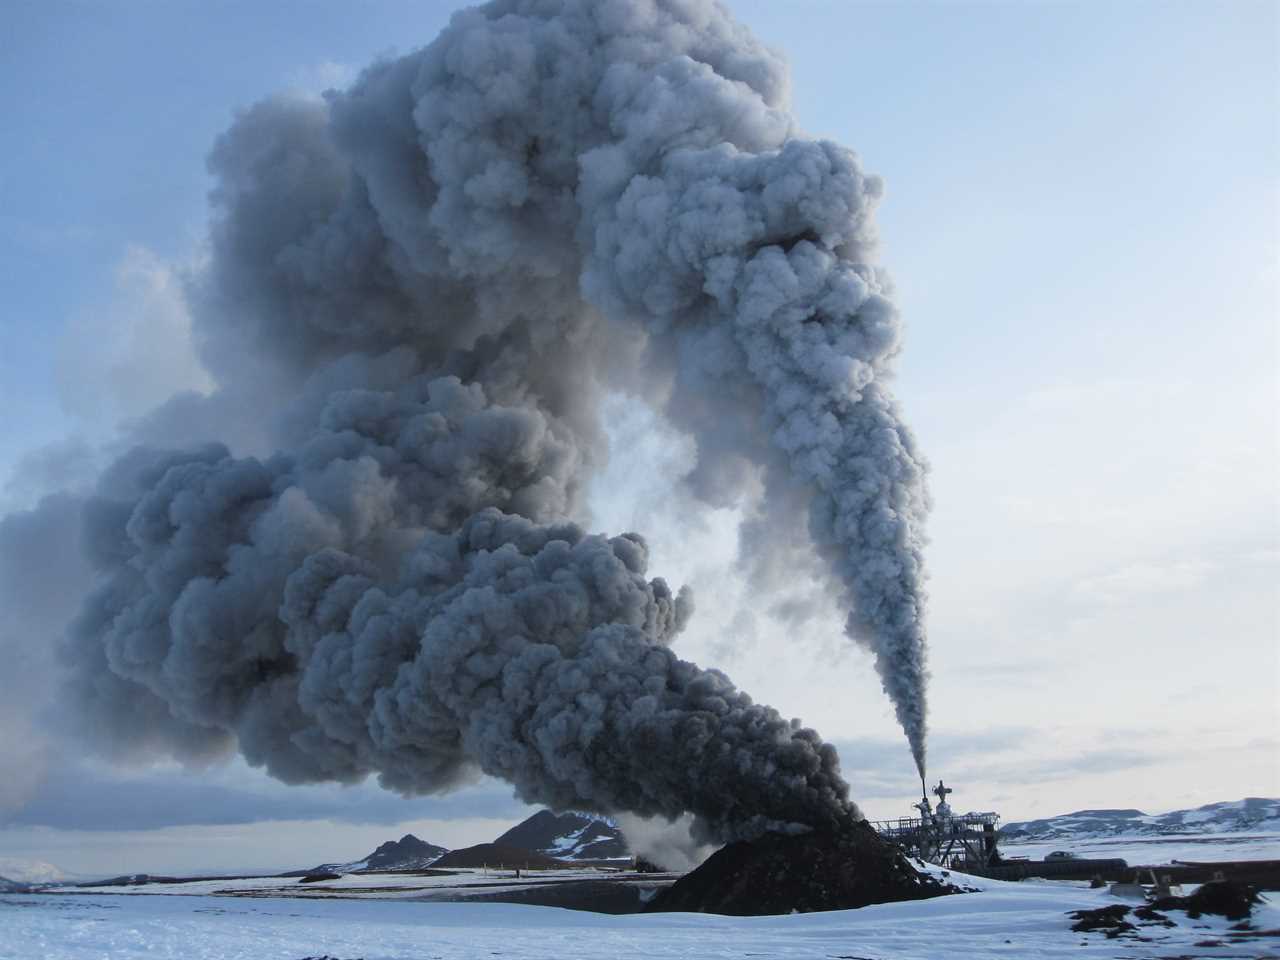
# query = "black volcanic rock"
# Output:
<box><xmin>495</xmin><ymin>810</ymin><xmax>628</xmax><ymax>860</ymax></box>
<box><xmin>363</xmin><ymin>834</ymin><xmax>448</xmax><ymax>870</ymax></box>
<box><xmin>299</xmin><ymin>872</ymin><xmax>341</xmax><ymax>883</ymax></box>
<box><xmin>646</xmin><ymin>820</ymin><xmax>959</xmax><ymax>916</ymax></box>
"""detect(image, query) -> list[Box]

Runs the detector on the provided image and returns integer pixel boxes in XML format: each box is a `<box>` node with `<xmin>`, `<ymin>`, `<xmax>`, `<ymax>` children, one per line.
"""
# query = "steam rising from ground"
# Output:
<box><xmin>8</xmin><ymin>0</ymin><xmax>931</xmax><ymax>840</ymax></box>
<box><xmin>617</xmin><ymin>812</ymin><xmax>717</xmax><ymax>873</ymax></box>
<box><xmin>611</xmin><ymin>814</ymin><xmax>716</xmax><ymax>875</ymax></box>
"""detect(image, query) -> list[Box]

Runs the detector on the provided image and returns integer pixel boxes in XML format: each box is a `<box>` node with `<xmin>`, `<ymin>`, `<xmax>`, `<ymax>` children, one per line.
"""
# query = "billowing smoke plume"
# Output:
<box><xmin>43</xmin><ymin>0</ymin><xmax>931</xmax><ymax>840</ymax></box>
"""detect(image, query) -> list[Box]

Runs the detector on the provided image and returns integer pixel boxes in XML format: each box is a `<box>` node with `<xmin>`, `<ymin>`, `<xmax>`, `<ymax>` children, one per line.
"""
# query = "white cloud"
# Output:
<box><xmin>56</xmin><ymin>245</ymin><xmax>213</xmax><ymax>427</ymax></box>
<box><xmin>1072</xmin><ymin>558</ymin><xmax>1215</xmax><ymax>606</ymax></box>
<box><xmin>285</xmin><ymin>60</ymin><xmax>357</xmax><ymax>97</ymax></box>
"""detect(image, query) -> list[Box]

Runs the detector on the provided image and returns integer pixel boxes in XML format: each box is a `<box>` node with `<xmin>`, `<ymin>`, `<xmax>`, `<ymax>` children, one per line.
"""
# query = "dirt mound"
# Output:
<box><xmin>432</xmin><ymin>843</ymin><xmax>564</xmax><ymax>870</ymax></box>
<box><xmin>1152</xmin><ymin>879</ymin><xmax>1263</xmax><ymax>921</ymax></box>
<box><xmin>645</xmin><ymin>819</ymin><xmax>959</xmax><ymax>916</ymax></box>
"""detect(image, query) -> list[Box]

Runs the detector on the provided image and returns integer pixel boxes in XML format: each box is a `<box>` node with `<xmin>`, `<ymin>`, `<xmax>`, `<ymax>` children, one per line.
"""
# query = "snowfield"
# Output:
<box><xmin>1001</xmin><ymin>831</ymin><xmax>1280</xmax><ymax>866</ymax></box>
<box><xmin>3</xmin><ymin>875</ymin><xmax>1277</xmax><ymax>960</ymax></box>
<box><xmin>6</xmin><ymin>832</ymin><xmax>1277</xmax><ymax>958</ymax></box>
<box><xmin>65</xmin><ymin>866</ymin><xmax>653</xmax><ymax>901</ymax></box>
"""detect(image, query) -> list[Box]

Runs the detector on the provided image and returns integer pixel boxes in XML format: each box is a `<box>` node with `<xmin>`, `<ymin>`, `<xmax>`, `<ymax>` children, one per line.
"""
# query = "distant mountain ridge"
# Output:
<box><xmin>1001</xmin><ymin>798</ymin><xmax>1280</xmax><ymax>841</ymax></box>
<box><xmin>0</xmin><ymin>875</ymin><xmax>30</xmax><ymax>893</ymax></box>
<box><xmin>301</xmin><ymin>812</ymin><xmax>625</xmax><ymax>877</ymax></box>
<box><xmin>310</xmin><ymin>833</ymin><xmax>449</xmax><ymax>874</ymax></box>
<box><xmin>494</xmin><ymin>810</ymin><xmax>629</xmax><ymax>860</ymax></box>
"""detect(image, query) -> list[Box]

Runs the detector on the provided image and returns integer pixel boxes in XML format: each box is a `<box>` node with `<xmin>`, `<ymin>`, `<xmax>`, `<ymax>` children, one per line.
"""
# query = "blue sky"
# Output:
<box><xmin>1</xmin><ymin>0</ymin><xmax>1276</xmax><ymax>875</ymax></box>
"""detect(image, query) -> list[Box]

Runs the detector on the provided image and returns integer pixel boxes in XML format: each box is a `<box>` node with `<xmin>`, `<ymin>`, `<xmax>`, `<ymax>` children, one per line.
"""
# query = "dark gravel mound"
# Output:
<box><xmin>645</xmin><ymin>820</ymin><xmax>959</xmax><ymax>916</ymax></box>
<box><xmin>1152</xmin><ymin>879</ymin><xmax>1263</xmax><ymax>921</ymax></box>
<box><xmin>432</xmin><ymin>843</ymin><xmax>564</xmax><ymax>869</ymax></box>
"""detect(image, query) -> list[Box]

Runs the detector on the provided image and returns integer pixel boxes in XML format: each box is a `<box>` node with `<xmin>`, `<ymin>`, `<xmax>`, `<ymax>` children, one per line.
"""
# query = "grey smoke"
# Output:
<box><xmin>0</xmin><ymin>494</ymin><xmax>93</xmax><ymax>814</ymax></box>
<box><xmin>26</xmin><ymin>0</ymin><xmax>932</xmax><ymax>839</ymax></box>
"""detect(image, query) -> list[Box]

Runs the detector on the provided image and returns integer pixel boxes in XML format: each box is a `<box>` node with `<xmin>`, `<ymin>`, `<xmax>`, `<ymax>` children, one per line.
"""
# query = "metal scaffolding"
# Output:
<box><xmin>868</xmin><ymin>780</ymin><xmax>1002</xmax><ymax>870</ymax></box>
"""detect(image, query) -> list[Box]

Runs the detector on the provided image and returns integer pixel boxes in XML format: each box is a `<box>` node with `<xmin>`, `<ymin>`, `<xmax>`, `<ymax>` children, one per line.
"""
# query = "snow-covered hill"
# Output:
<box><xmin>311</xmin><ymin>833</ymin><xmax>449</xmax><ymax>874</ymax></box>
<box><xmin>0</xmin><ymin>858</ymin><xmax>66</xmax><ymax>884</ymax></box>
<box><xmin>494</xmin><ymin>810</ymin><xmax>628</xmax><ymax>860</ymax></box>
<box><xmin>0</xmin><ymin>875</ymin><xmax>30</xmax><ymax>893</ymax></box>
<box><xmin>1001</xmin><ymin>797</ymin><xmax>1280</xmax><ymax>841</ymax></box>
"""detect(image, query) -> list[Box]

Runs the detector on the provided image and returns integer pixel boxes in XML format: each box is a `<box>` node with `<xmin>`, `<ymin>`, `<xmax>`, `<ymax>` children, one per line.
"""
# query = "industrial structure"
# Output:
<box><xmin>870</xmin><ymin>780</ymin><xmax>1134</xmax><ymax>882</ymax></box>
<box><xmin>868</xmin><ymin>779</ymin><xmax>1003</xmax><ymax>871</ymax></box>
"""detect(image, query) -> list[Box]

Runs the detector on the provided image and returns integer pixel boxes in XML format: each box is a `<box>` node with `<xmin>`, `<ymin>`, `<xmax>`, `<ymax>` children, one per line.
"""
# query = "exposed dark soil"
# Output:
<box><xmin>1151</xmin><ymin>880</ymin><xmax>1264</xmax><ymax>921</ymax></box>
<box><xmin>1143</xmin><ymin>859</ymin><xmax>1280</xmax><ymax>890</ymax></box>
<box><xmin>1069</xmin><ymin>880</ymin><xmax>1267</xmax><ymax>946</ymax></box>
<box><xmin>645</xmin><ymin>819</ymin><xmax>960</xmax><ymax>916</ymax></box>
<box><xmin>1133</xmin><ymin>904</ymin><xmax>1176</xmax><ymax>927</ymax></box>
<box><xmin>459</xmin><ymin>876</ymin><xmax>676</xmax><ymax>914</ymax></box>
<box><xmin>1069</xmin><ymin>904</ymin><xmax>1137</xmax><ymax>938</ymax></box>
<box><xmin>349</xmin><ymin>868</ymin><xmax>455</xmax><ymax>877</ymax></box>
<box><xmin>431</xmin><ymin>843</ymin><xmax>564</xmax><ymax>870</ymax></box>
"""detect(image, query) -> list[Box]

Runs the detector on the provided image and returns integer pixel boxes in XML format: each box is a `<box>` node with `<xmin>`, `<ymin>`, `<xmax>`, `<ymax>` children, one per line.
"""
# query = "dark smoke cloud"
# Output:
<box><xmin>9</xmin><ymin>0</ymin><xmax>932</xmax><ymax>840</ymax></box>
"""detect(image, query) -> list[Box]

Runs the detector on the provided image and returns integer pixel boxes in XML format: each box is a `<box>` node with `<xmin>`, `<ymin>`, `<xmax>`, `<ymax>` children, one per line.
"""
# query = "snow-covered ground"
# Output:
<box><xmin>66</xmin><ymin>865</ymin><xmax>644</xmax><ymax>901</ymax></box>
<box><xmin>1002</xmin><ymin>830</ymin><xmax>1280</xmax><ymax>865</ymax></box>
<box><xmin>4</xmin><ymin>875</ymin><xmax>1276</xmax><ymax>960</ymax></box>
<box><xmin>6</xmin><ymin>833</ymin><xmax>1275</xmax><ymax>958</ymax></box>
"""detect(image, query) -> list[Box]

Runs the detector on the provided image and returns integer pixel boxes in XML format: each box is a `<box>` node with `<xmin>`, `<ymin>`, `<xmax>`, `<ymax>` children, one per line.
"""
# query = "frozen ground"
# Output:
<box><xmin>66</xmin><ymin>865</ymin><xmax>664</xmax><ymax>901</ymax></box>
<box><xmin>3</xmin><ymin>873</ymin><xmax>1277</xmax><ymax>960</ymax></box>
<box><xmin>1002</xmin><ymin>831</ymin><xmax>1280</xmax><ymax>865</ymax></box>
<box><xmin>5</xmin><ymin>833</ymin><xmax>1275</xmax><ymax>958</ymax></box>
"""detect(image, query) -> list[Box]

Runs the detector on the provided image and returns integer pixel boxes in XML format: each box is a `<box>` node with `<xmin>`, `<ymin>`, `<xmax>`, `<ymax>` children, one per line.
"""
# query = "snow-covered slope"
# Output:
<box><xmin>0</xmin><ymin>875</ymin><xmax>30</xmax><ymax>893</ymax></box>
<box><xmin>1001</xmin><ymin>797</ymin><xmax>1280</xmax><ymax>841</ymax></box>
<box><xmin>494</xmin><ymin>810</ymin><xmax>628</xmax><ymax>860</ymax></box>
